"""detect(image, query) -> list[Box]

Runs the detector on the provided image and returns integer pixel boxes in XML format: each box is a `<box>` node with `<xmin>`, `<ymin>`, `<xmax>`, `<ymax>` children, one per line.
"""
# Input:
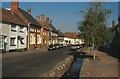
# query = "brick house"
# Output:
<box><xmin>48</xmin><ymin>18</ymin><xmax>58</xmax><ymax>45</ymax></box>
<box><xmin>57</xmin><ymin>30</ymin><xmax>64</xmax><ymax>44</ymax></box>
<box><xmin>0</xmin><ymin>8</ymin><xmax>27</xmax><ymax>52</ymax></box>
<box><xmin>10</xmin><ymin>1</ymin><xmax>42</xmax><ymax>49</ymax></box>
<box><xmin>36</xmin><ymin>15</ymin><xmax>50</xmax><ymax>47</ymax></box>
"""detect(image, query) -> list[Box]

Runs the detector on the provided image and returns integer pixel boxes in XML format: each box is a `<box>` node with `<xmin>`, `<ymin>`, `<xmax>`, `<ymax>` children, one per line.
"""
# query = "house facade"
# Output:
<box><xmin>48</xmin><ymin>19</ymin><xmax>58</xmax><ymax>45</ymax></box>
<box><xmin>63</xmin><ymin>32</ymin><xmax>84</xmax><ymax>45</ymax></box>
<box><xmin>36</xmin><ymin>15</ymin><xmax>50</xmax><ymax>47</ymax></box>
<box><xmin>0</xmin><ymin>8</ymin><xmax>27</xmax><ymax>52</ymax></box>
<box><xmin>57</xmin><ymin>30</ymin><xmax>64</xmax><ymax>44</ymax></box>
<box><xmin>10</xmin><ymin>1</ymin><xmax>42</xmax><ymax>49</ymax></box>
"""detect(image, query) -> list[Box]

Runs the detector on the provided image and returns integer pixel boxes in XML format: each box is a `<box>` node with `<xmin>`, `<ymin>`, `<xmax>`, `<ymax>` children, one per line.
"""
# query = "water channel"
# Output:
<box><xmin>61</xmin><ymin>52</ymin><xmax>85</xmax><ymax>79</ymax></box>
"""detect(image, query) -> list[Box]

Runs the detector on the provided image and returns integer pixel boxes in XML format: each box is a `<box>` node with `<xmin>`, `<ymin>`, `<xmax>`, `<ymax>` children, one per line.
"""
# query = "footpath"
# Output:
<box><xmin>2</xmin><ymin>48</ymin><xmax>48</xmax><ymax>58</ymax></box>
<box><xmin>80</xmin><ymin>50</ymin><xmax>119</xmax><ymax>78</ymax></box>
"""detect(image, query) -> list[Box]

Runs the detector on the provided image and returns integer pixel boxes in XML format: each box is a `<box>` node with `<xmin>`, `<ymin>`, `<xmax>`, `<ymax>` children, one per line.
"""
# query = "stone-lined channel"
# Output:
<box><xmin>61</xmin><ymin>52</ymin><xmax>85</xmax><ymax>79</ymax></box>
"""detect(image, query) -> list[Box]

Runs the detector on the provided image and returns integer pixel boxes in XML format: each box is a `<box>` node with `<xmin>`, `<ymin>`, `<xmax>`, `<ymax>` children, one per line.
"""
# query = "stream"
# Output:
<box><xmin>61</xmin><ymin>52</ymin><xmax>85</xmax><ymax>79</ymax></box>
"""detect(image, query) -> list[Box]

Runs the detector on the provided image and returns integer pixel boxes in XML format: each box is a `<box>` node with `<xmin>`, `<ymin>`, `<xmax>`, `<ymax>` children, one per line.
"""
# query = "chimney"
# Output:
<box><xmin>50</xmin><ymin>19</ymin><xmax>52</xmax><ymax>24</ymax></box>
<box><xmin>112</xmin><ymin>20</ymin><xmax>115</xmax><ymax>28</ymax></box>
<box><xmin>41</xmin><ymin>15</ymin><xmax>45</xmax><ymax>23</ymax></box>
<box><xmin>46</xmin><ymin>17</ymin><xmax>49</xmax><ymax>23</ymax></box>
<box><xmin>36</xmin><ymin>16</ymin><xmax>40</xmax><ymax>21</ymax></box>
<box><xmin>27</xmin><ymin>8</ymin><xmax>31</xmax><ymax>14</ymax></box>
<box><xmin>11</xmin><ymin>1</ymin><xmax>18</xmax><ymax>12</ymax></box>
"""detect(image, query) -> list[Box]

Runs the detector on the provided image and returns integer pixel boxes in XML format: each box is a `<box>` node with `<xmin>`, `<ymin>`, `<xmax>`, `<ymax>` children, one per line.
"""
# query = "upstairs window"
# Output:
<box><xmin>11</xmin><ymin>24</ymin><xmax>16</xmax><ymax>32</ymax></box>
<box><xmin>20</xmin><ymin>26</ymin><xmax>24</xmax><ymax>33</ymax></box>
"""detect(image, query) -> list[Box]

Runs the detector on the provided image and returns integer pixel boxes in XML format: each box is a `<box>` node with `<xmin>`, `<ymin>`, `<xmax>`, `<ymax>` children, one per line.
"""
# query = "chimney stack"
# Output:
<box><xmin>50</xmin><ymin>19</ymin><xmax>52</xmax><ymax>24</ymax></box>
<box><xmin>36</xmin><ymin>16</ymin><xmax>40</xmax><ymax>21</ymax></box>
<box><xmin>27</xmin><ymin>8</ymin><xmax>31</xmax><ymax>14</ymax></box>
<box><xmin>41</xmin><ymin>15</ymin><xmax>45</xmax><ymax>23</ymax></box>
<box><xmin>46</xmin><ymin>17</ymin><xmax>49</xmax><ymax>23</ymax></box>
<box><xmin>11</xmin><ymin>1</ymin><xmax>18</xmax><ymax>12</ymax></box>
<box><xmin>112</xmin><ymin>20</ymin><xmax>115</xmax><ymax>28</ymax></box>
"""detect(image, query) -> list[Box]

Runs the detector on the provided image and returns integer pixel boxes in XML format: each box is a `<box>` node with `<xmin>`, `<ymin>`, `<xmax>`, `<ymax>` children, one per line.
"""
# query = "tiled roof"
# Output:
<box><xmin>0</xmin><ymin>8</ymin><xmax>27</xmax><ymax>26</ymax></box>
<box><xmin>40</xmin><ymin>21</ymin><xmax>50</xmax><ymax>31</ymax></box>
<box><xmin>18</xmin><ymin>8</ymin><xmax>40</xmax><ymax>26</ymax></box>
<box><xmin>63</xmin><ymin>32</ymin><xmax>79</xmax><ymax>39</ymax></box>
<box><xmin>49</xmin><ymin>23</ymin><xmax>58</xmax><ymax>33</ymax></box>
<box><xmin>58</xmin><ymin>31</ymin><xmax>64</xmax><ymax>37</ymax></box>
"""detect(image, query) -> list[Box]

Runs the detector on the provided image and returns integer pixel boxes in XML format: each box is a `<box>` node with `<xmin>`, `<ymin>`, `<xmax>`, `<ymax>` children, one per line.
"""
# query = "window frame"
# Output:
<box><xmin>10</xmin><ymin>37</ymin><xmax>16</xmax><ymax>46</ymax></box>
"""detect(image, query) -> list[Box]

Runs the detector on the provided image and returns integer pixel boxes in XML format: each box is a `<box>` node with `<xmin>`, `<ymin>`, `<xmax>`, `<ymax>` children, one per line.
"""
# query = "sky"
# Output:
<box><xmin>2</xmin><ymin>2</ymin><xmax>119</xmax><ymax>32</ymax></box>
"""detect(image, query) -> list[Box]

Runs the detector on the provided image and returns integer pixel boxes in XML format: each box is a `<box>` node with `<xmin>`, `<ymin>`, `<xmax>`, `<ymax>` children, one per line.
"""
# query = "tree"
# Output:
<box><xmin>77</xmin><ymin>2</ymin><xmax>111</xmax><ymax>59</ymax></box>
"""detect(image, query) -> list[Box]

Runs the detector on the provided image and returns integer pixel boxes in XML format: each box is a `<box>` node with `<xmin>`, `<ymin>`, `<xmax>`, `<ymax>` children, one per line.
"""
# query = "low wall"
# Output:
<box><xmin>40</xmin><ymin>55</ymin><xmax>74</xmax><ymax>77</ymax></box>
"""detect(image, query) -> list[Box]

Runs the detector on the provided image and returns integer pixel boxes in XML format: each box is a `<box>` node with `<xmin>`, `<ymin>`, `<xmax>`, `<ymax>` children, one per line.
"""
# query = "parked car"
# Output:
<box><xmin>59</xmin><ymin>44</ymin><xmax>63</xmax><ymax>48</ymax></box>
<box><xmin>48</xmin><ymin>44</ymin><xmax>56</xmax><ymax>50</ymax></box>
<box><xmin>70</xmin><ymin>44</ymin><xmax>78</xmax><ymax>51</ymax></box>
<box><xmin>63</xmin><ymin>44</ymin><xmax>67</xmax><ymax>47</ymax></box>
<box><xmin>54</xmin><ymin>44</ymin><xmax>60</xmax><ymax>49</ymax></box>
<box><xmin>76</xmin><ymin>44</ymin><xmax>81</xmax><ymax>49</ymax></box>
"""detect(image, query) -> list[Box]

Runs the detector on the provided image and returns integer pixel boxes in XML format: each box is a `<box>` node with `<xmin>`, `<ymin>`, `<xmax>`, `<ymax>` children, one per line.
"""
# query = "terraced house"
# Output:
<box><xmin>0</xmin><ymin>8</ymin><xmax>27</xmax><ymax>52</ymax></box>
<box><xmin>36</xmin><ymin>15</ymin><xmax>50</xmax><ymax>47</ymax></box>
<box><xmin>10</xmin><ymin>1</ymin><xmax>42</xmax><ymax>49</ymax></box>
<box><xmin>48</xmin><ymin>18</ymin><xmax>58</xmax><ymax>44</ymax></box>
<box><xmin>63</xmin><ymin>32</ymin><xmax>84</xmax><ymax>45</ymax></box>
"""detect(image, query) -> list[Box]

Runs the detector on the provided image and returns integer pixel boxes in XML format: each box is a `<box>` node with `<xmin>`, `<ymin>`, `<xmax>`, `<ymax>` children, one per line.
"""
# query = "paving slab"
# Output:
<box><xmin>80</xmin><ymin>50</ymin><xmax>119</xmax><ymax>78</ymax></box>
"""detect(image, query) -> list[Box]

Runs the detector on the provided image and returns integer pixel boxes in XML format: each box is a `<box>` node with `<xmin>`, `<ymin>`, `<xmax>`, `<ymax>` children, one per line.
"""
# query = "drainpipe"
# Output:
<box><xmin>28</xmin><ymin>22</ymin><xmax>31</xmax><ymax>49</ymax></box>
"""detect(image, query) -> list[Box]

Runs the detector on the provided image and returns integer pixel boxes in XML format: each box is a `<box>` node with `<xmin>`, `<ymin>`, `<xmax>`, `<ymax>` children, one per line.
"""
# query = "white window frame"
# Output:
<box><xmin>20</xmin><ymin>26</ymin><xmax>24</xmax><ymax>32</ymax></box>
<box><xmin>11</xmin><ymin>24</ymin><xmax>16</xmax><ymax>31</ymax></box>
<box><xmin>10</xmin><ymin>37</ymin><xmax>16</xmax><ymax>46</ymax></box>
<box><xmin>0</xmin><ymin>36</ymin><xmax>4</xmax><ymax>50</ymax></box>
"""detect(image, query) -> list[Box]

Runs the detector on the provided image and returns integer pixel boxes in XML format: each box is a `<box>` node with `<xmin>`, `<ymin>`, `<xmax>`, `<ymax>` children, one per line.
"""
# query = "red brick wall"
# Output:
<box><xmin>36</xmin><ymin>44</ymin><xmax>41</xmax><ymax>48</ymax></box>
<box><xmin>29</xmin><ymin>44</ymin><xmax>35</xmax><ymax>49</ymax></box>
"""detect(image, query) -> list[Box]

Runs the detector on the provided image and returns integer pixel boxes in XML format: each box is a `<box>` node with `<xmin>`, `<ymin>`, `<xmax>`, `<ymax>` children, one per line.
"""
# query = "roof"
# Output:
<box><xmin>0</xmin><ymin>8</ymin><xmax>27</xmax><ymax>26</ymax></box>
<box><xmin>58</xmin><ymin>31</ymin><xmax>64</xmax><ymax>37</ymax></box>
<box><xmin>49</xmin><ymin>23</ymin><xmax>58</xmax><ymax>33</ymax></box>
<box><xmin>18</xmin><ymin>8</ymin><xmax>40</xmax><ymax>26</ymax></box>
<box><xmin>63</xmin><ymin>32</ymin><xmax>79</xmax><ymax>39</ymax></box>
<box><xmin>41</xmin><ymin>21</ymin><xmax>50</xmax><ymax>31</ymax></box>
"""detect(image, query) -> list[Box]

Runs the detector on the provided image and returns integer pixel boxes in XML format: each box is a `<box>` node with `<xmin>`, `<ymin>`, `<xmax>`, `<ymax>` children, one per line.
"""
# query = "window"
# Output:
<box><xmin>37</xmin><ymin>37</ymin><xmax>39</xmax><ymax>43</ymax></box>
<box><xmin>30</xmin><ymin>36</ymin><xmax>33</xmax><ymax>44</ymax></box>
<box><xmin>0</xmin><ymin>36</ymin><xmax>4</xmax><ymax>50</ymax></box>
<box><xmin>10</xmin><ymin>37</ymin><xmax>16</xmax><ymax>46</ymax></box>
<box><xmin>20</xmin><ymin>37</ymin><xmax>24</xmax><ymax>44</ymax></box>
<box><xmin>11</xmin><ymin>24</ymin><xmax>16</xmax><ymax>31</ymax></box>
<box><xmin>20</xmin><ymin>26</ymin><xmax>24</xmax><ymax>33</ymax></box>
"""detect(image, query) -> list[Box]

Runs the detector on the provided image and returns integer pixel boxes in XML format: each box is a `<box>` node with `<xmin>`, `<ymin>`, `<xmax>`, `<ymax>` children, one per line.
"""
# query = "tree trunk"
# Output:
<box><xmin>93</xmin><ymin>48</ymin><xmax>96</xmax><ymax>60</ymax></box>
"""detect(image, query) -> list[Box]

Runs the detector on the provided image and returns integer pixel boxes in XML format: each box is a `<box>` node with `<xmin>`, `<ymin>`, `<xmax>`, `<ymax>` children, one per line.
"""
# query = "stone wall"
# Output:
<box><xmin>40</xmin><ymin>55</ymin><xmax>74</xmax><ymax>77</ymax></box>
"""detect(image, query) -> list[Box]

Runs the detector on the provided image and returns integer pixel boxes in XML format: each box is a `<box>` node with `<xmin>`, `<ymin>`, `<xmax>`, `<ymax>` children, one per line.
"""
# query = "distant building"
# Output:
<box><xmin>63</xmin><ymin>32</ymin><xmax>84</xmax><ymax>45</ymax></box>
<box><xmin>57</xmin><ymin>30</ymin><xmax>64</xmax><ymax>44</ymax></box>
<box><xmin>48</xmin><ymin>18</ymin><xmax>58</xmax><ymax>45</ymax></box>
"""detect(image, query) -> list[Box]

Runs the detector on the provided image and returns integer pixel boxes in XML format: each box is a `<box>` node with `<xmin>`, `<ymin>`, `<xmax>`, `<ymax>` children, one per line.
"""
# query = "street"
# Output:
<box><xmin>2</xmin><ymin>47</ymin><xmax>70</xmax><ymax>77</ymax></box>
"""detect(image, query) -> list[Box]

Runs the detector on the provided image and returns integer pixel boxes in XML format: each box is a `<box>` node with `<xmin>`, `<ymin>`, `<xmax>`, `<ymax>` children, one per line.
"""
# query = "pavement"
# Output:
<box><xmin>2</xmin><ymin>48</ymin><xmax>48</xmax><ymax>58</ymax></box>
<box><xmin>2</xmin><ymin>47</ymin><xmax>70</xmax><ymax>77</ymax></box>
<box><xmin>80</xmin><ymin>50</ymin><xmax>119</xmax><ymax>78</ymax></box>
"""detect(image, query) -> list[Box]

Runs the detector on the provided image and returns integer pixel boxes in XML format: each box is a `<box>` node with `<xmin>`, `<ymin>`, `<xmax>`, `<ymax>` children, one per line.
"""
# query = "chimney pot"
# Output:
<box><xmin>46</xmin><ymin>17</ymin><xmax>49</xmax><ymax>23</ymax></box>
<box><xmin>50</xmin><ymin>20</ymin><xmax>52</xmax><ymax>24</ymax></box>
<box><xmin>27</xmin><ymin>8</ymin><xmax>31</xmax><ymax>14</ymax></box>
<box><xmin>36</xmin><ymin>16</ymin><xmax>40</xmax><ymax>21</ymax></box>
<box><xmin>112</xmin><ymin>20</ymin><xmax>115</xmax><ymax>28</ymax></box>
<box><xmin>41</xmin><ymin>15</ymin><xmax>45</xmax><ymax>23</ymax></box>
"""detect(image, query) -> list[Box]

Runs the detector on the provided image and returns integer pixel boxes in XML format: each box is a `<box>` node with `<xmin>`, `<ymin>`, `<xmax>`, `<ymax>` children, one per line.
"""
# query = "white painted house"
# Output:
<box><xmin>0</xmin><ymin>8</ymin><xmax>27</xmax><ymax>52</ymax></box>
<box><xmin>63</xmin><ymin>32</ymin><xmax>84</xmax><ymax>45</ymax></box>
